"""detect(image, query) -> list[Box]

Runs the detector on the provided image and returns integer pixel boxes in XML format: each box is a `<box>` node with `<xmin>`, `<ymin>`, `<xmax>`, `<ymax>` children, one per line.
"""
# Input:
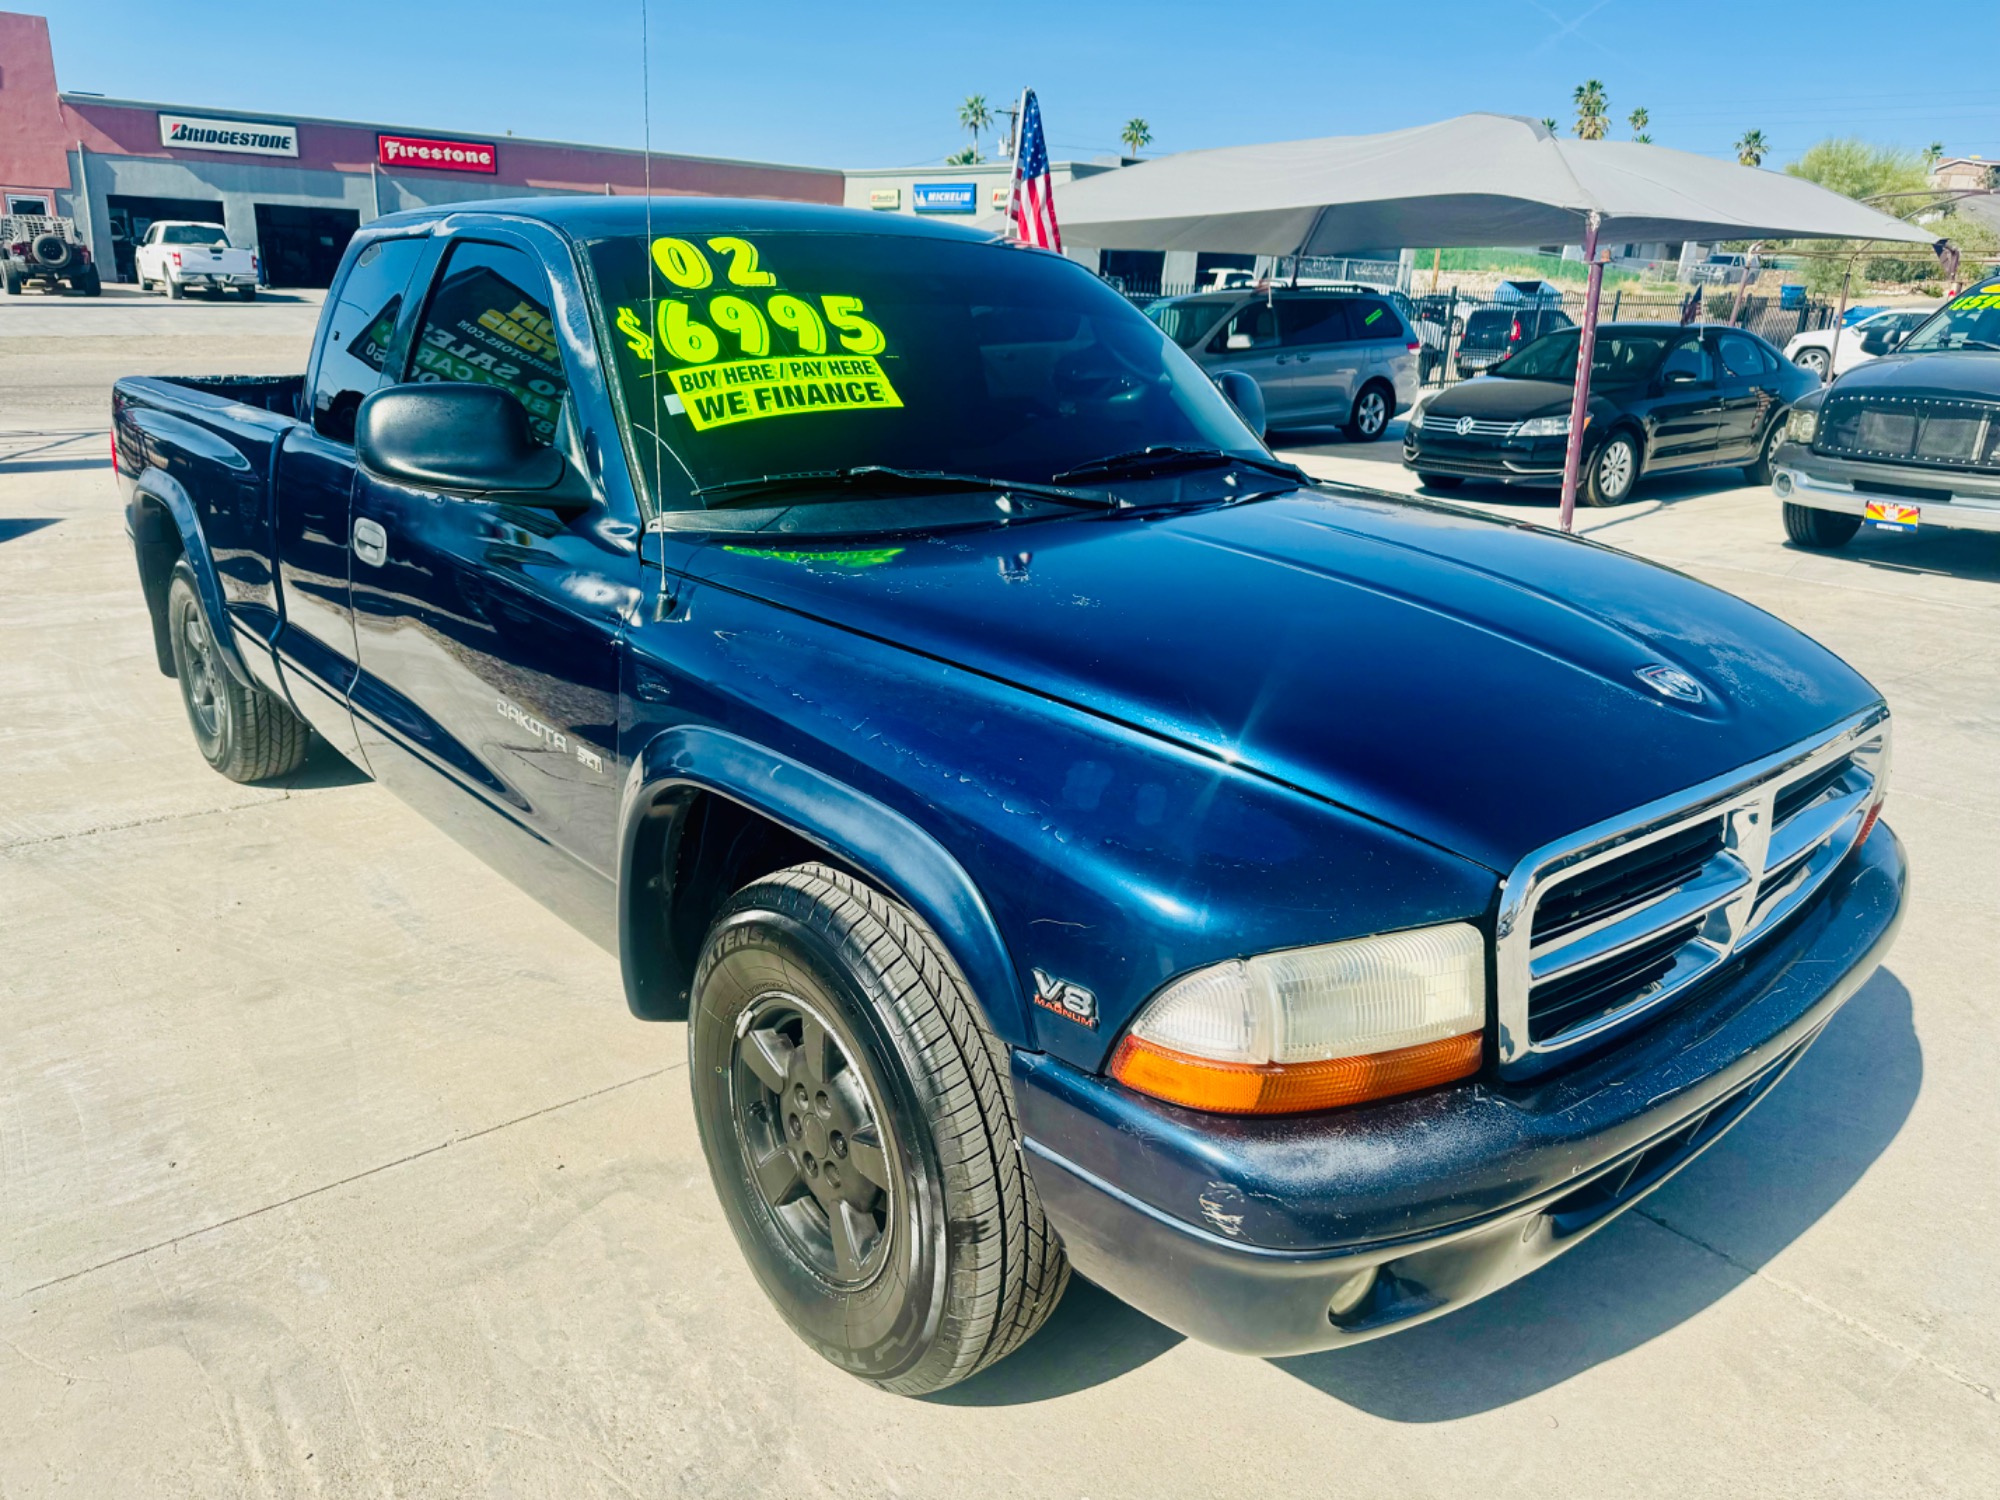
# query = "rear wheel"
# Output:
<box><xmin>166</xmin><ymin>562</ymin><xmax>310</xmax><ymax>781</ymax></box>
<box><xmin>2</xmin><ymin>268</ymin><xmax>19</xmax><ymax>296</ymax></box>
<box><xmin>1795</xmin><ymin>347</ymin><xmax>1829</xmax><ymax>379</ymax></box>
<box><xmin>1583</xmin><ymin>431</ymin><xmax>1640</xmax><ymax>506</ymax></box>
<box><xmin>1783</xmin><ymin>502</ymin><xmax>1862</xmax><ymax>550</ymax></box>
<box><xmin>690</xmin><ymin>863</ymin><xmax>1068</xmax><ymax>1395</ymax></box>
<box><xmin>76</xmin><ymin>268</ymin><xmax>101</xmax><ymax>297</ymax></box>
<box><xmin>166</xmin><ymin>278</ymin><xmax>184</xmax><ymax>300</ymax></box>
<box><xmin>1345</xmin><ymin>381</ymin><xmax>1393</xmax><ymax>442</ymax></box>
<box><xmin>1743</xmin><ymin>418</ymin><xmax>1784</xmax><ymax>486</ymax></box>
<box><xmin>237</xmin><ymin>284</ymin><xmax>258</xmax><ymax>301</ymax></box>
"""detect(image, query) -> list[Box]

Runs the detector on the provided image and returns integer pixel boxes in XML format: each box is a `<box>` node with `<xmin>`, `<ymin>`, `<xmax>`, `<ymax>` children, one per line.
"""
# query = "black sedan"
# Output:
<box><xmin>1404</xmin><ymin>323</ymin><xmax>1818</xmax><ymax>506</ymax></box>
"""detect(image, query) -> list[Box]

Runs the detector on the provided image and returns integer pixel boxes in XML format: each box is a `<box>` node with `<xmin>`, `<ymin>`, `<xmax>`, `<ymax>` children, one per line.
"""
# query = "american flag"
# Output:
<box><xmin>1008</xmin><ymin>90</ymin><xmax>1063</xmax><ymax>252</ymax></box>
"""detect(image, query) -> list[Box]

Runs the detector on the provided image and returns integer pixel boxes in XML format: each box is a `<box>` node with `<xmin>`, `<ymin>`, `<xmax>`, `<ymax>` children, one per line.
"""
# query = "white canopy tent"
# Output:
<box><xmin>1057</xmin><ymin>114</ymin><xmax>1935</xmax><ymax>527</ymax></box>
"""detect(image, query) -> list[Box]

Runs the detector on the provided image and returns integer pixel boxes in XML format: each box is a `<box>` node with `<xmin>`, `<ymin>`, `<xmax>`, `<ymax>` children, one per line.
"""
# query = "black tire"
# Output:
<box><xmin>1417</xmin><ymin>473</ymin><xmax>1463</xmax><ymax>490</ymax></box>
<box><xmin>1744</xmin><ymin>417</ymin><xmax>1784</xmax><ymax>486</ymax></box>
<box><xmin>1344</xmin><ymin>380</ymin><xmax>1394</xmax><ymax>442</ymax></box>
<box><xmin>166</xmin><ymin>561</ymin><xmax>310</xmax><ymax>782</ymax></box>
<box><xmin>237</xmin><ymin>284</ymin><xmax>258</xmax><ymax>301</ymax></box>
<box><xmin>2</xmin><ymin>268</ymin><xmax>19</xmax><ymax>296</ymax></box>
<box><xmin>690</xmin><ymin>863</ymin><xmax>1068</xmax><ymax>1395</ymax></box>
<box><xmin>77</xmin><ymin>268</ymin><xmax>101</xmax><ymax>297</ymax></box>
<box><xmin>166</xmin><ymin>278</ymin><xmax>184</xmax><ymax>300</ymax></box>
<box><xmin>1783</xmin><ymin>502</ymin><xmax>1862</xmax><ymax>550</ymax></box>
<box><xmin>1583</xmin><ymin>430</ymin><xmax>1640</xmax><ymax>507</ymax></box>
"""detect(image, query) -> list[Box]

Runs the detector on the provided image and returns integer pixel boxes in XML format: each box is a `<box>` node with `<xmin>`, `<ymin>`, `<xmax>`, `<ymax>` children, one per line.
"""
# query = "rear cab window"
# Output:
<box><xmin>308</xmin><ymin>236</ymin><xmax>428</xmax><ymax>443</ymax></box>
<box><xmin>406</xmin><ymin>240</ymin><xmax>571</xmax><ymax>448</ymax></box>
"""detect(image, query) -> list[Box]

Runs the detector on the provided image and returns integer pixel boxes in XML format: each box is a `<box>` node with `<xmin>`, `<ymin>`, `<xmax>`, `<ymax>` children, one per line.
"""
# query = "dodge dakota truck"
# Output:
<box><xmin>1773</xmin><ymin>277</ymin><xmax>2000</xmax><ymax>547</ymax></box>
<box><xmin>114</xmin><ymin>199</ymin><xmax>1906</xmax><ymax>1395</ymax></box>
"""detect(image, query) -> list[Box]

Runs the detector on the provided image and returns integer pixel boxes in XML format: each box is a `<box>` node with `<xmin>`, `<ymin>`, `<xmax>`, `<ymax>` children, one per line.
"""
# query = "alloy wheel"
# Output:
<box><xmin>1598</xmin><ymin>439</ymin><xmax>1635</xmax><ymax>500</ymax></box>
<box><xmin>181</xmin><ymin>611</ymin><xmax>226</xmax><ymax>743</ymax></box>
<box><xmin>732</xmin><ymin>994</ymin><xmax>895</xmax><ymax>1288</ymax></box>
<box><xmin>1358</xmin><ymin>389</ymin><xmax>1388</xmax><ymax>436</ymax></box>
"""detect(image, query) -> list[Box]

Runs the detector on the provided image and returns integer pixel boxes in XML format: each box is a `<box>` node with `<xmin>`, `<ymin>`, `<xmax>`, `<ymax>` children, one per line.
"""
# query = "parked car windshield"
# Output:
<box><xmin>587</xmin><ymin>231</ymin><xmax>1262</xmax><ymax>506</ymax></box>
<box><xmin>1901</xmin><ymin>284</ymin><xmax>2000</xmax><ymax>353</ymax></box>
<box><xmin>161</xmin><ymin>225</ymin><xmax>229</xmax><ymax>246</ymax></box>
<box><xmin>1492</xmin><ymin>328</ymin><xmax>1680</xmax><ymax>383</ymax></box>
<box><xmin>1143</xmin><ymin>295</ymin><xmax>1235</xmax><ymax>348</ymax></box>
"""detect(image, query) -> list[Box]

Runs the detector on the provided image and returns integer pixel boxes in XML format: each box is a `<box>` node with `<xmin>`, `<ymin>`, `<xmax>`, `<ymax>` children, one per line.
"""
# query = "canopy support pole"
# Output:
<box><xmin>1557</xmin><ymin>212</ymin><xmax>1605</xmax><ymax>533</ymax></box>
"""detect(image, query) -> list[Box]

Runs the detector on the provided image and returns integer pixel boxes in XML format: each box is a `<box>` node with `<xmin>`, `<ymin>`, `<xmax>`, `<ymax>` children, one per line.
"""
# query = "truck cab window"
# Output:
<box><xmin>405</xmin><ymin>240</ymin><xmax>570</xmax><ymax>448</ymax></box>
<box><xmin>309</xmin><ymin>237</ymin><xmax>428</xmax><ymax>443</ymax></box>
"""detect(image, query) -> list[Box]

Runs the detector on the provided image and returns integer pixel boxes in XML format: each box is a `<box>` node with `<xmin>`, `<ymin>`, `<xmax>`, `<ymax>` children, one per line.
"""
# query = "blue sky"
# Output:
<box><xmin>35</xmin><ymin>1</ymin><xmax>1996</xmax><ymax>171</ymax></box>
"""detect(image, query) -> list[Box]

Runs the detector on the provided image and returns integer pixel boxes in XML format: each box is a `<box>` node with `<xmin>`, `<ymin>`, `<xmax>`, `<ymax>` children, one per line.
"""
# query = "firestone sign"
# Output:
<box><xmin>158</xmin><ymin>112</ymin><xmax>298</xmax><ymax>158</ymax></box>
<box><xmin>377</xmin><ymin>134</ymin><xmax>497</xmax><ymax>174</ymax></box>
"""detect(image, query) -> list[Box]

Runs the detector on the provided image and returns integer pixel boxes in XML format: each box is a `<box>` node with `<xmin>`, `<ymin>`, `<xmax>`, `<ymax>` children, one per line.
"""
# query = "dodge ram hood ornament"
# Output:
<box><xmin>1636</xmin><ymin>663</ymin><xmax>1706</xmax><ymax>703</ymax></box>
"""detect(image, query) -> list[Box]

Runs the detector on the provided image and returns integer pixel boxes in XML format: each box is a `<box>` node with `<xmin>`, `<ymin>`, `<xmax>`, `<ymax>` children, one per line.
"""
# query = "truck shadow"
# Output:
<box><xmin>940</xmin><ymin>967</ymin><xmax>1917</xmax><ymax>1412</ymax></box>
<box><xmin>0</xmin><ymin>518</ymin><xmax>60</xmax><ymax>544</ymax></box>
<box><xmin>1273</xmin><ymin>967</ymin><xmax>1918</xmax><ymax>1419</ymax></box>
<box><xmin>272</xmin><ymin>737</ymin><xmax>372</xmax><ymax>790</ymax></box>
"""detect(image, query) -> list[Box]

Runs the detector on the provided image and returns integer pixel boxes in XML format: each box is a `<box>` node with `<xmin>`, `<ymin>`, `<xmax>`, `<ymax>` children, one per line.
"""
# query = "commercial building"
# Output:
<box><xmin>0</xmin><ymin>11</ymin><xmax>840</xmax><ymax>287</ymax></box>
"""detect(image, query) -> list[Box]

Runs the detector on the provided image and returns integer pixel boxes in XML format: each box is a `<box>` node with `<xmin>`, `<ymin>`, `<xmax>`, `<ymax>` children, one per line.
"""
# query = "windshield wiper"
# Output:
<box><xmin>1050</xmin><ymin>445</ymin><xmax>1308</xmax><ymax>485</ymax></box>
<box><xmin>692</xmin><ymin>465</ymin><xmax>1120</xmax><ymax>511</ymax></box>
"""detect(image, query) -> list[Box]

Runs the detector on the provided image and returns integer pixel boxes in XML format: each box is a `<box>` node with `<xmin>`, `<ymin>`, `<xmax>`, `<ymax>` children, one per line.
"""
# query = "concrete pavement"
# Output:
<box><xmin>1</xmin><ymin>312</ymin><xmax>1995</xmax><ymax>1497</ymax></box>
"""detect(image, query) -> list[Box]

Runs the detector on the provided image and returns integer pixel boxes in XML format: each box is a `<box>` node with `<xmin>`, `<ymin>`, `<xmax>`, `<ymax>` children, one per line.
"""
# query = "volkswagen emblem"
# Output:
<box><xmin>1455</xmin><ymin>415</ymin><xmax>1476</xmax><ymax>436</ymax></box>
<box><xmin>1636</xmin><ymin>664</ymin><xmax>1705</xmax><ymax>703</ymax></box>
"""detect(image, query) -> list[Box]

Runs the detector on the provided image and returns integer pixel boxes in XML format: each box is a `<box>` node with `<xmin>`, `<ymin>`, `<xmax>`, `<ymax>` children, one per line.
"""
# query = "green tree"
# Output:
<box><xmin>1539</xmin><ymin>116</ymin><xmax>1559</xmax><ymax>134</ymax></box>
<box><xmin>944</xmin><ymin>145</ymin><xmax>983</xmax><ymax>166</ymax></box>
<box><xmin>1923</xmin><ymin>141</ymin><xmax>1944</xmax><ymax>170</ymax></box>
<box><xmin>1573</xmin><ymin>80</ymin><xmax>1609</xmax><ymax>140</ymax></box>
<box><xmin>1781</xmin><ymin>138</ymin><xmax>1946</xmax><ymax>294</ymax></box>
<box><xmin>1736</xmin><ymin>128</ymin><xmax>1769</xmax><ymax>167</ymax></box>
<box><xmin>1628</xmin><ymin>106</ymin><xmax>1651</xmax><ymax>143</ymax></box>
<box><xmin>957</xmin><ymin>94</ymin><xmax>992</xmax><ymax>161</ymax></box>
<box><xmin>1120</xmin><ymin>118</ymin><xmax>1152</xmax><ymax>157</ymax></box>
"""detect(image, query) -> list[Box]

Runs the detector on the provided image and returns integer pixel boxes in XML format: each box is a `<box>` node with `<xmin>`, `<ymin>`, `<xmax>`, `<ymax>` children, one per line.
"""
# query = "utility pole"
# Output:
<box><xmin>999</xmin><ymin>99</ymin><xmax>1022</xmax><ymax>161</ymax></box>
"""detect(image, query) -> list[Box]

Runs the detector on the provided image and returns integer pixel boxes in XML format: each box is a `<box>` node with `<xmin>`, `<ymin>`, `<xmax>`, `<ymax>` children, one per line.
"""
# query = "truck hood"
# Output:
<box><xmin>692</xmin><ymin>488</ymin><xmax>1879</xmax><ymax>872</ymax></box>
<box><xmin>1825</xmin><ymin>349</ymin><xmax>2000</xmax><ymax>398</ymax></box>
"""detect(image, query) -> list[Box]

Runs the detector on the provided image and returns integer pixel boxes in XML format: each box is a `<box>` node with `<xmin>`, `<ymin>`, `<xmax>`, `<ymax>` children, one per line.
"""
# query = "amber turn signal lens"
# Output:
<box><xmin>1109</xmin><ymin>1030</ymin><xmax>1484</xmax><ymax>1115</ymax></box>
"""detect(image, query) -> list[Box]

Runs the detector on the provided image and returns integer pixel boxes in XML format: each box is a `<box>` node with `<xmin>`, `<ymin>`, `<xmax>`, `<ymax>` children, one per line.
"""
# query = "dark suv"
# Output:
<box><xmin>1456</xmin><ymin>303</ymin><xmax>1573</xmax><ymax>377</ymax></box>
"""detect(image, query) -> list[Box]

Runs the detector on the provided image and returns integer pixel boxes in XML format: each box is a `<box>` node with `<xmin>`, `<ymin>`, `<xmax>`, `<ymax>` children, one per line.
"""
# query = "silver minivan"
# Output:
<box><xmin>1144</xmin><ymin>288</ymin><xmax>1421</xmax><ymax>440</ymax></box>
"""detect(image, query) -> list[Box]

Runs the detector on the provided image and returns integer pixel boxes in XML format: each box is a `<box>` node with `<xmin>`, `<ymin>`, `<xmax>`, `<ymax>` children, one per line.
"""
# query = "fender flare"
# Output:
<box><xmin>617</xmin><ymin>725</ymin><xmax>1030</xmax><ymax>1045</ymax></box>
<box><xmin>130</xmin><ymin>468</ymin><xmax>255</xmax><ymax>687</ymax></box>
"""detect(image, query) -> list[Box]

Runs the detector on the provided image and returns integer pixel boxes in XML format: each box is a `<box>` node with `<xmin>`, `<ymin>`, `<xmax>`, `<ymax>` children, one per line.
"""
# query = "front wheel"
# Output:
<box><xmin>1345</xmin><ymin>381</ymin><xmax>1393</xmax><ymax>442</ymax></box>
<box><xmin>166</xmin><ymin>562</ymin><xmax>310</xmax><ymax>781</ymax></box>
<box><xmin>1783</xmin><ymin>502</ymin><xmax>1862</xmax><ymax>550</ymax></box>
<box><xmin>690</xmin><ymin>864</ymin><xmax>1068</xmax><ymax>1395</ymax></box>
<box><xmin>1583</xmin><ymin>432</ymin><xmax>1640</xmax><ymax>507</ymax></box>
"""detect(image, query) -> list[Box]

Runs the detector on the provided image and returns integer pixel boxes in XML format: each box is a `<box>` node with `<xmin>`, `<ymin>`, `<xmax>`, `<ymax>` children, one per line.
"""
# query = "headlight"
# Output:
<box><xmin>1516</xmin><ymin>414</ymin><xmax>1571</xmax><ymax>438</ymax></box>
<box><xmin>1785</xmin><ymin>408</ymin><xmax>1818</xmax><ymax>444</ymax></box>
<box><xmin>1108</xmin><ymin>923</ymin><xmax>1486</xmax><ymax>1115</ymax></box>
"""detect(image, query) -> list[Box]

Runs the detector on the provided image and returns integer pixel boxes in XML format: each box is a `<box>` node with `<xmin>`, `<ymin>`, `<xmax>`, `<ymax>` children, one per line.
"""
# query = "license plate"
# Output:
<box><xmin>1864</xmin><ymin>499</ymin><xmax>1919</xmax><ymax>532</ymax></box>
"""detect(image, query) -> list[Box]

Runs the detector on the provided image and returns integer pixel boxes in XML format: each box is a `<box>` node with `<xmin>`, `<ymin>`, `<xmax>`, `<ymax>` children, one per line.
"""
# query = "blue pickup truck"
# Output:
<box><xmin>114</xmin><ymin>199</ymin><xmax>1906</xmax><ymax>1395</ymax></box>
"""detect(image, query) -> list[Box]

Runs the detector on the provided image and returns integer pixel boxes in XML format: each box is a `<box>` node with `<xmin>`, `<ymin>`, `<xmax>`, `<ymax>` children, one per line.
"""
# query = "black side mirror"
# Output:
<box><xmin>356</xmin><ymin>383</ymin><xmax>587</xmax><ymax>505</ymax></box>
<box><xmin>1858</xmin><ymin>327</ymin><xmax>1899</xmax><ymax>356</ymax></box>
<box><xmin>1214</xmin><ymin>369</ymin><xmax>1266</xmax><ymax>439</ymax></box>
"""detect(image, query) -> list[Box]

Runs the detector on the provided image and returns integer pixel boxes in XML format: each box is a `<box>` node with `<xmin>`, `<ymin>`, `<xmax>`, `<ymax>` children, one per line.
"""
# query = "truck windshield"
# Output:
<box><xmin>161</xmin><ymin>225</ymin><xmax>229</xmax><ymax>247</ymax></box>
<box><xmin>585</xmin><ymin>231</ymin><xmax>1261</xmax><ymax>508</ymax></box>
<box><xmin>1901</xmin><ymin>284</ymin><xmax>2000</xmax><ymax>353</ymax></box>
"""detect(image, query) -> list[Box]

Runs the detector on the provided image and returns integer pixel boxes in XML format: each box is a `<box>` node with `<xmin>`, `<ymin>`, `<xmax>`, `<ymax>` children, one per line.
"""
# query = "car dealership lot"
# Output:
<box><xmin>3</xmin><ymin>306</ymin><xmax>1998</xmax><ymax>1497</ymax></box>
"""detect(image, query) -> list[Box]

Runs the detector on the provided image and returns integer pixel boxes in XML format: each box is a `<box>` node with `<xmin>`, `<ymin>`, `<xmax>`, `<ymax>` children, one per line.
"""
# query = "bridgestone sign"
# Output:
<box><xmin>158</xmin><ymin>113</ymin><xmax>299</xmax><ymax>158</ymax></box>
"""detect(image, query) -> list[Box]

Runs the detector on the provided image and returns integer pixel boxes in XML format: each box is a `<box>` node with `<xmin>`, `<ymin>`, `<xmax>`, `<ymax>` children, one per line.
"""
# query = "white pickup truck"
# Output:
<box><xmin>134</xmin><ymin>221</ymin><xmax>259</xmax><ymax>299</ymax></box>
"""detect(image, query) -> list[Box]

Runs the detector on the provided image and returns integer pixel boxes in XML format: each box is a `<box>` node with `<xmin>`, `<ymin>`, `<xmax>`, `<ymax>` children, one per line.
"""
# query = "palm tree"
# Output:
<box><xmin>1628</xmin><ymin>106</ymin><xmax>1651</xmax><ymax>143</ymax></box>
<box><xmin>1923</xmin><ymin>141</ymin><xmax>1944</xmax><ymax>171</ymax></box>
<box><xmin>1573</xmin><ymin>80</ymin><xmax>1609</xmax><ymax>140</ymax></box>
<box><xmin>1735</xmin><ymin>128</ymin><xmax>1768</xmax><ymax>168</ymax></box>
<box><xmin>958</xmin><ymin>95</ymin><xmax>992</xmax><ymax>162</ymax></box>
<box><xmin>1539</xmin><ymin>116</ymin><xmax>1559</xmax><ymax>134</ymax></box>
<box><xmin>944</xmin><ymin>145</ymin><xmax>983</xmax><ymax>166</ymax></box>
<box><xmin>1120</xmin><ymin>118</ymin><xmax>1152</xmax><ymax>157</ymax></box>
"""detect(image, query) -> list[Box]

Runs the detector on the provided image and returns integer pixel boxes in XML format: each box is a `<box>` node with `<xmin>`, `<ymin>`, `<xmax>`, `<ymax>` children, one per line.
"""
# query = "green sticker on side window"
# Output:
<box><xmin>1364</xmin><ymin>307</ymin><xmax>1384</xmax><ymax>325</ymax></box>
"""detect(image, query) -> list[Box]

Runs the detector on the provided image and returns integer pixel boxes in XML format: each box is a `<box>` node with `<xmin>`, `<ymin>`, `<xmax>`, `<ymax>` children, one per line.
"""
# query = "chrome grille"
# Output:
<box><xmin>1421</xmin><ymin>413</ymin><xmax>1520</xmax><ymax>439</ymax></box>
<box><xmin>1494</xmin><ymin>709</ymin><xmax>1890</xmax><ymax>1075</ymax></box>
<box><xmin>1814</xmin><ymin>393</ymin><xmax>2000</xmax><ymax>470</ymax></box>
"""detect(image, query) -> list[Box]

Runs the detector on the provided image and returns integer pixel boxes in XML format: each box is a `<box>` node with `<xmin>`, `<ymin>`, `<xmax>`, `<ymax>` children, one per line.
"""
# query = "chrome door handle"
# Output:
<box><xmin>353</xmin><ymin>516</ymin><xmax>388</xmax><ymax>568</ymax></box>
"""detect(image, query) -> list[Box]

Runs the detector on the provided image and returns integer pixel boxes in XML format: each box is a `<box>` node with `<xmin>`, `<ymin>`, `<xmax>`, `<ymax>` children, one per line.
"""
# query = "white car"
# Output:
<box><xmin>1784</xmin><ymin>306</ymin><xmax>1937</xmax><ymax>380</ymax></box>
<box><xmin>134</xmin><ymin>221</ymin><xmax>260</xmax><ymax>300</ymax></box>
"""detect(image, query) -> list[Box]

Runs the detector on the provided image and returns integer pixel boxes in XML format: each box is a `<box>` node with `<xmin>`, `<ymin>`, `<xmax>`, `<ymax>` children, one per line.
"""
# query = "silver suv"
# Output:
<box><xmin>1145</xmin><ymin>288</ymin><xmax>1420</xmax><ymax>440</ymax></box>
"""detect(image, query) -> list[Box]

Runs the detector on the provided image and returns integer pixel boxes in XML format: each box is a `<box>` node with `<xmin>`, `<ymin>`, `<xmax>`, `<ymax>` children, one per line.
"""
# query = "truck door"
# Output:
<box><xmin>272</xmin><ymin>234</ymin><xmax>428</xmax><ymax>758</ymax></box>
<box><xmin>347</xmin><ymin>235</ymin><xmax>636</xmax><ymax>875</ymax></box>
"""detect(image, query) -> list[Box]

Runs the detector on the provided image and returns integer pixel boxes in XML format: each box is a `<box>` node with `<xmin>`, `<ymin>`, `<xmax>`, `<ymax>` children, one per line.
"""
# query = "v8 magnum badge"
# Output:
<box><xmin>1031</xmin><ymin>969</ymin><xmax>1099</xmax><ymax>1030</ymax></box>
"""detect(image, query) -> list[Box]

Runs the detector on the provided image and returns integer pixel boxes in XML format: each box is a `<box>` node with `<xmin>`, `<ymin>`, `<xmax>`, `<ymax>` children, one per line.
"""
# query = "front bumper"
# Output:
<box><xmin>1015</xmin><ymin>822</ymin><xmax>1906</xmax><ymax>1355</ymax></box>
<box><xmin>1774</xmin><ymin>440</ymin><xmax>2000</xmax><ymax>532</ymax></box>
<box><xmin>1402</xmin><ymin>435</ymin><xmax>1568</xmax><ymax>486</ymax></box>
